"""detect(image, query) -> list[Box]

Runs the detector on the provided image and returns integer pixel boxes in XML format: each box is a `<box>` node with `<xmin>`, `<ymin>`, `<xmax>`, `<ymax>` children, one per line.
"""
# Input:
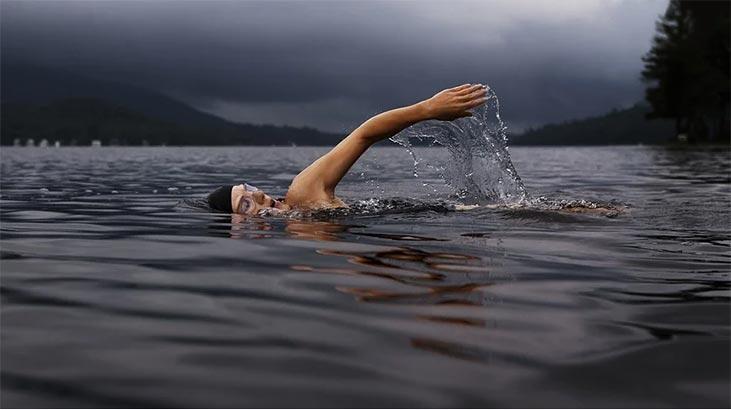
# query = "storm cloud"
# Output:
<box><xmin>1</xmin><ymin>0</ymin><xmax>668</xmax><ymax>132</ymax></box>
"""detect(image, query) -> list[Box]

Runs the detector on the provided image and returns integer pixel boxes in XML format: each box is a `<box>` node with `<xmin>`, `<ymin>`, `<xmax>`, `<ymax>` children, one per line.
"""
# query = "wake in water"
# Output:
<box><xmin>390</xmin><ymin>86</ymin><xmax>528</xmax><ymax>205</ymax></box>
<box><xmin>182</xmin><ymin>196</ymin><xmax>624</xmax><ymax>220</ymax></box>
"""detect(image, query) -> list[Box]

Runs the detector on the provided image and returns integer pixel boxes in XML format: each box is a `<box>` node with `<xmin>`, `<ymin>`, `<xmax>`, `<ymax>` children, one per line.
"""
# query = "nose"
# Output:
<box><xmin>252</xmin><ymin>190</ymin><xmax>266</xmax><ymax>204</ymax></box>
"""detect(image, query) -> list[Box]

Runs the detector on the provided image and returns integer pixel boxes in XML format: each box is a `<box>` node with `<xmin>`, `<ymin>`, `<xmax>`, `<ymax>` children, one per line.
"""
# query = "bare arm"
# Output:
<box><xmin>285</xmin><ymin>83</ymin><xmax>488</xmax><ymax>207</ymax></box>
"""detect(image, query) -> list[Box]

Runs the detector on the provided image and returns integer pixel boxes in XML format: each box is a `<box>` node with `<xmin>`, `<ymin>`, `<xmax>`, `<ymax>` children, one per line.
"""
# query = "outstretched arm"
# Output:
<box><xmin>285</xmin><ymin>84</ymin><xmax>488</xmax><ymax>207</ymax></box>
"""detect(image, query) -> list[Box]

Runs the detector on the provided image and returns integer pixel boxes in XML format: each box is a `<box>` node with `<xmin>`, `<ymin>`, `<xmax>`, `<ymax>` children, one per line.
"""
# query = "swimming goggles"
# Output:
<box><xmin>236</xmin><ymin>183</ymin><xmax>260</xmax><ymax>214</ymax></box>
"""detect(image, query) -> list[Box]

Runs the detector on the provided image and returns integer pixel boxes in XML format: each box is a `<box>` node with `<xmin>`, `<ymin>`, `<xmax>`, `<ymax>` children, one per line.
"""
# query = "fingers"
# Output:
<box><xmin>459</xmin><ymin>87</ymin><xmax>488</xmax><ymax>102</ymax></box>
<box><xmin>455</xmin><ymin>83</ymin><xmax>486</xmax><ymax>96</ymax></box>
<box><xmin>462</xmin><ymin>96</ymin><xmax>488</xmax><ymax>110</ymax></box>
<box><xmin>449</xmin><ymin>83</ymin><xmax>473</xmax><ymax>92</ymax></box>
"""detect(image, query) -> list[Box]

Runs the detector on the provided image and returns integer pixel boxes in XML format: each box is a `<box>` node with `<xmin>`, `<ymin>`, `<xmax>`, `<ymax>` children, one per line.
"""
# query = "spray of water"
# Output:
<box><xmin>390</xmin><ymin>86</ymin><xmax>527</xmax><ymax>205</ymax></box>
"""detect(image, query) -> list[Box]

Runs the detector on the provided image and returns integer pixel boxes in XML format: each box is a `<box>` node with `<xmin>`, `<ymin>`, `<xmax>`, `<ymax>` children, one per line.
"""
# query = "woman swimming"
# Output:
<box><xmin>207</xmin><ymin>84</ymin><xmax>489</xmax><ymax>215</ymax></box>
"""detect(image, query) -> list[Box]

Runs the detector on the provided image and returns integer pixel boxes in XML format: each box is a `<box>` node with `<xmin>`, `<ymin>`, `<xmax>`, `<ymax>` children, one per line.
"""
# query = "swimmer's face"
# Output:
<box><xmin>231</xmin><ymin>184</ymin><xmax>289</xmax><ymax>215</ymax></box>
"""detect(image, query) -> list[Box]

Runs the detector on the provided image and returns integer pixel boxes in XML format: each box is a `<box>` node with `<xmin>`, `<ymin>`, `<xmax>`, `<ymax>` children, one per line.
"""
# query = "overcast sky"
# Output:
<box><xmin>1</xmin><ymin>0</ymin><xmax>668</xmax><ymax>132</ymax></box>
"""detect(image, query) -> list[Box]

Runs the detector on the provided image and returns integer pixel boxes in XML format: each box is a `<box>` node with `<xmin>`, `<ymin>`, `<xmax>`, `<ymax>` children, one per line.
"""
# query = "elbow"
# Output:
<box><xmin>352</xmin><ymin>118</ymin><xmax>390</xmax><ymax>146</ymax></box>
<box><xmin>351</xmin><ymin>128</ymin><xmax>380</xmax><ymax>147</ymax></box>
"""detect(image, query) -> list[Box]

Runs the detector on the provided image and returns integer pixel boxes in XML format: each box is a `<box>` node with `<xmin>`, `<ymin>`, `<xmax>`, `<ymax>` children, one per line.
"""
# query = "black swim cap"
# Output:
<box><xmin>207</xmin><ymin>185</ymin><xmax>233</xmax><ymax>213</ymax></box>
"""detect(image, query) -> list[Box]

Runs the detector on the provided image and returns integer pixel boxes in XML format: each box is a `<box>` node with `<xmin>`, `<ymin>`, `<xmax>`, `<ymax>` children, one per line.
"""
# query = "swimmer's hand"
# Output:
<box><xmin>421</xmin><ymin>84</ymin><xmax>489</xmax><ymax>121</ymax></box>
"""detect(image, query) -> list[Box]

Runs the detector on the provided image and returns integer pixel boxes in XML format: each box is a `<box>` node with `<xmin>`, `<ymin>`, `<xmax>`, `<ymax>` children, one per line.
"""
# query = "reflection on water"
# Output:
<box><xmin>284</xmin><ymin>219</ymin><xmax>352</xmax><ymax>241</ymax></box>
<box><xmin>410</xmin><ymin>337</ymin><xmax>494</xmax><ymax>362</ymax></box>
<box><xmin>288</xmin><ymin>236</ymin><xmax>490</xmax><ymax>306</ymax></box>
<box><xmin>284</xmin><ymin>219</ymin><xmax>496</xmax><ymax>361</ymax></box>
<box><xmin>1</xmin><ymin>146</ymin><xmax>729</xmax><ymax>408</ymax></box>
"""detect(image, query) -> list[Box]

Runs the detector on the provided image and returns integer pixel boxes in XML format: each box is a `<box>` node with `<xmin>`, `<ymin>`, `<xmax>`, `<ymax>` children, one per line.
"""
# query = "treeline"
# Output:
<box><xmin>513</xmin><ymin>104</ymin><xmax>675</xmax><ymax>145</ymax></box>
<box><xmin>642</xmin><ymin>0</ymin><xmax>729</xmax><ymax>142</ymax></box>
<box><xmin>0</xmin><ymin>98</ymin><xmax>343</xmax><ymax>146</ymax></box>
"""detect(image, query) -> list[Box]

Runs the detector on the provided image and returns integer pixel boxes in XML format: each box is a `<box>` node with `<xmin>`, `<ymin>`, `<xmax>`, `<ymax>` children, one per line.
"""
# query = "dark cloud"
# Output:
<box><xmin>1</xmin><ymin>0</ymin><xmax>667</xmax><ymax>132</ymax></box>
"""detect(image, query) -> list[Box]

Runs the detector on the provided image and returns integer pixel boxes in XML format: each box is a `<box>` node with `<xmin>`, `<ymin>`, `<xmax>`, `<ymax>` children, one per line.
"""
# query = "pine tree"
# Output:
<box><xmin>642</xmin><ymin>0</ymin><xmax>729</xmax><ymax>142</ymax></box>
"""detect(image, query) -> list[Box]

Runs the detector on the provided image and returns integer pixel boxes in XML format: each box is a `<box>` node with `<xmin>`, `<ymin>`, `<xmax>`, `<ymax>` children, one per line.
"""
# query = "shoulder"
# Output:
<box><xmin>285</xmin><ymin>184</ymin><xmax>346</xmax><ymax>210</ymax></box>
<box><xmin>285</xmin><ymin>194</ymin><xmax>346</xmax><ymax>210</ymax></box>
<box><xmin>285</xmin><ymin>175</ymin><xmax>330</xmax><ymax>208</ymax></box>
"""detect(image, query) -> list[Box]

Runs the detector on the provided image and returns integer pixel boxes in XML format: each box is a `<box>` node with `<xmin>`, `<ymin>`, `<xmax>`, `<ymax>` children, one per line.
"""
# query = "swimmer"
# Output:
<box><xmin>207</xmin><ymin>84</ymin><xmax>489</xmax><ymax>214</ymax></box>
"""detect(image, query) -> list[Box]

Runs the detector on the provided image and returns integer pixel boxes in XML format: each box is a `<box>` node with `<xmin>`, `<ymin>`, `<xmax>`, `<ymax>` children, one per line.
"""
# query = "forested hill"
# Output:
<box><xmin>1</xmin><ymin>98</ymin><xmax>342</xmax><ymax>146</ymax></box>
<box><xmin>512</xmin><ymin>104</ymin><xmax>676</xmax><ymax>145</ymax></box>
<box><xmin>1</xmin><ymin>65</ymin><xmax>342</xmax><ymax>146</ymax></box>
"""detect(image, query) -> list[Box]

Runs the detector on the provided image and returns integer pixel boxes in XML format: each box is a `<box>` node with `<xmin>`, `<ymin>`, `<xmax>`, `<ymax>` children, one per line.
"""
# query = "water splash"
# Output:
<box><xmin>390</xmin><ymin>86</ymin><xmax>527</xmax><ymax>205</ymax></box>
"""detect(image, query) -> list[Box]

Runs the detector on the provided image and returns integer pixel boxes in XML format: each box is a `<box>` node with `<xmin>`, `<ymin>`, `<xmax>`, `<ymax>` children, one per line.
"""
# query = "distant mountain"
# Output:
<box><xmin>1</xmin><ymin>64</ymin><xmax>231</xmax><ymax>128</ymax></box>
<box><xmin>0</xmin><ymin>64</ymin><xmax>342</xmax><ymax>145</ymax></box>
<box><xmin>512</xmin><ymin>104</ymin><xmax>676</xmax><ymax>145</ymax></box>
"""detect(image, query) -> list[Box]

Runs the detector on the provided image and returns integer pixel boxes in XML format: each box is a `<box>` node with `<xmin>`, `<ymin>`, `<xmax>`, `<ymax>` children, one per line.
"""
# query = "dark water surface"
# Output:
<box><xmin>1</xmin><ymin>146</ymin><xmax>729</xmax><ymax>407</ymax></box>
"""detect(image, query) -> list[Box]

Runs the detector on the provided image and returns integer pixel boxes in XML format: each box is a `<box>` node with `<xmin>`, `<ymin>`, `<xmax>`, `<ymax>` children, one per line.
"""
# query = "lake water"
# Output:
<box><xmin>1</xmin><ymin>145</ymin><xmax>729</xmax><ymax>407</ymax></box>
